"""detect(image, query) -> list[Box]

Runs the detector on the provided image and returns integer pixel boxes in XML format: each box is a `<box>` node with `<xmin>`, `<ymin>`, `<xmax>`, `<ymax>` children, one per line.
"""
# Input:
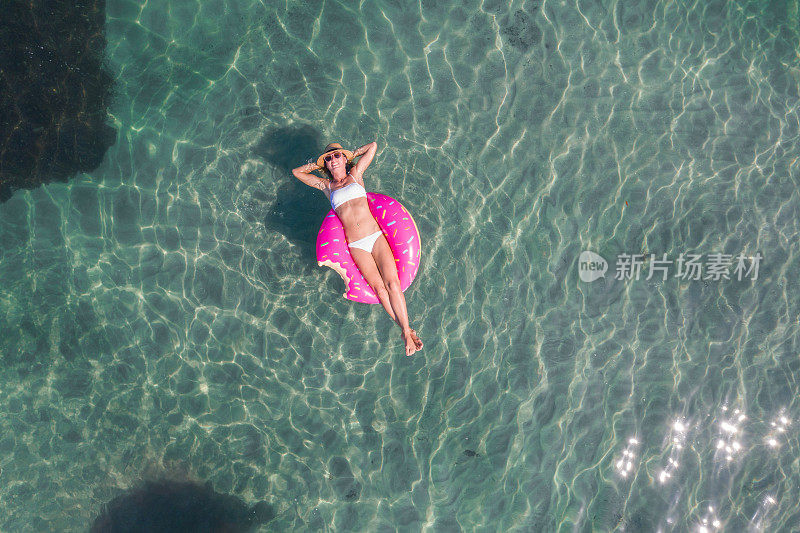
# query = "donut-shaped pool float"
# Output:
<box><xmin>316</xmin><ymin>192</ymin><xmax>421</xmax><ymax>304</ymax></box>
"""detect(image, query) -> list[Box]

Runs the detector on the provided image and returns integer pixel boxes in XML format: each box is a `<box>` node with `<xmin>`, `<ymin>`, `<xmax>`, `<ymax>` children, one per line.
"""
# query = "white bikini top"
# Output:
<box><xmin>329</xmin><ymin>178</ymin><xmax>366</xmax><ymax>210</ymax></box>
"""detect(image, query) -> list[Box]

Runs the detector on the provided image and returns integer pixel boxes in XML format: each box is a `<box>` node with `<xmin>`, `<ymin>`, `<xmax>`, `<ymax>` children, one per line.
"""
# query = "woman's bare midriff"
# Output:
<box><xmin>334</xmin><ymin>197</ymin><xmax>381</xmax><ymax>242</ymax></box>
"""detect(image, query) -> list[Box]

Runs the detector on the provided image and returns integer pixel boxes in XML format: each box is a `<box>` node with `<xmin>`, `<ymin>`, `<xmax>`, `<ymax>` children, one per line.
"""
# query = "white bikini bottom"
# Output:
<box><xmin>348</xmin><ymin>230</ymin><xmax>382</xmax><ymax>253</ymax></box>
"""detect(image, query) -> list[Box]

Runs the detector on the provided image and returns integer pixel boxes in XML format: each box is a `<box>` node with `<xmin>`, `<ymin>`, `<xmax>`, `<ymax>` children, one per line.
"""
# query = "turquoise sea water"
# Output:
<box><xmin>2</xmin><ymin>0</ymin><xmax>800</xmax><ymax>530</ymax></box>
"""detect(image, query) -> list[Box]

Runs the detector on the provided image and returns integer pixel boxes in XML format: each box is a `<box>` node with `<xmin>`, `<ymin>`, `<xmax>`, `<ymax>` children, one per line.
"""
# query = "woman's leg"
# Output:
<box><xmin>348</xmin><ymin>247</ymin><xmax>399</xmax><ymax>325</ymax></box>
<box><xmin>370</xmin><ymin>235</ymin><xmax>422</xmax><ymax>354</ymax></box>
<box><xmin>349</xmin><ymin>238</ymin><xmax>420</xmax><ymax>356</ymax></box>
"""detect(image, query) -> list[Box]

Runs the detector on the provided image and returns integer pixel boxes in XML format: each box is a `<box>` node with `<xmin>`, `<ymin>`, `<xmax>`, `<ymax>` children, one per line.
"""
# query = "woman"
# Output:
<box><xmin>292</xmin><ymin>142</ymin><xmax>423</xmax><ymax>356</ymax></box>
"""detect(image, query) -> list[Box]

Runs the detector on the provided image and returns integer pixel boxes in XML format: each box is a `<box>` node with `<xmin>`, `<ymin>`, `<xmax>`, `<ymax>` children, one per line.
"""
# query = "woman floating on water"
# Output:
<box><xmin>292</xmin><ymin>142</ymin><xmax>423</xmax><ymax>356</ymax></box>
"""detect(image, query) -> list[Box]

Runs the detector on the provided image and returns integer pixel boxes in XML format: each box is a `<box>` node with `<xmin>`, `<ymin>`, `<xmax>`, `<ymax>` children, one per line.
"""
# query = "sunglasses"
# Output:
<box><xmin>324</xmin><ymin>152</ymin><xmax>343</xmax><ymax>162</ymax></box>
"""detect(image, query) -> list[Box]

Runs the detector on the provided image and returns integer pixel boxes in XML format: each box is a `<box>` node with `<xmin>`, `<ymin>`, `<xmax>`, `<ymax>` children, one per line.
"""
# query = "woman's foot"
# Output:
<box><xmin>409</xmin><ymin>329</ymin><xmax>423</xmax><ymax>350</ymax></box>
<box><xmin>402</xmin><ymin>330</ymin><xmax>418</xmax><ymax>356</ymax></box>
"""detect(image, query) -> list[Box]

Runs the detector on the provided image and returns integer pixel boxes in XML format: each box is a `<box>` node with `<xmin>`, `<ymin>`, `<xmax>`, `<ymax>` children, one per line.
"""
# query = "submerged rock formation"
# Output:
<box><xmin>91</xmin><ymin>479</ymin><xmax>275</xmax><ymax>533</ymax></box>
<box><xmin>0</xmin><ymin>0</ymin><xmax>116</xmax><ymax>201</ymax></box>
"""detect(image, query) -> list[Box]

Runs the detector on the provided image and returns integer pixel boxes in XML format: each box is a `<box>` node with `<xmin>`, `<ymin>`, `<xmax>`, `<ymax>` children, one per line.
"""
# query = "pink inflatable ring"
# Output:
<box><xmin>316</xmin><ymin>192</ymin><xmax>421</xmax><ymax>304</ymax></box>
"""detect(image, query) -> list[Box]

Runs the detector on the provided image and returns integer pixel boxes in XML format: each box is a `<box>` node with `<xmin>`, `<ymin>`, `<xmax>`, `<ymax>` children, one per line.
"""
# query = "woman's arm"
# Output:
<box><xmin>291</xmin><ymin>161</ymin><xmax>329</xmax><ymax>191</ymax></box>
<box><xmin>351</xmin><ymin>142</ymin><xmax>377</xmax><ymax>179</ymax></box>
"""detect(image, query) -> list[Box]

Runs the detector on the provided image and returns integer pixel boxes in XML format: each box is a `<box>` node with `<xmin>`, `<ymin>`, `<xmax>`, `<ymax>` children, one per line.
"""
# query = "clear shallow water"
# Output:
<box><xmin>1</xmin><ymin>0</ymin><xmax>800</xmax><ymax>530</ymax></box>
